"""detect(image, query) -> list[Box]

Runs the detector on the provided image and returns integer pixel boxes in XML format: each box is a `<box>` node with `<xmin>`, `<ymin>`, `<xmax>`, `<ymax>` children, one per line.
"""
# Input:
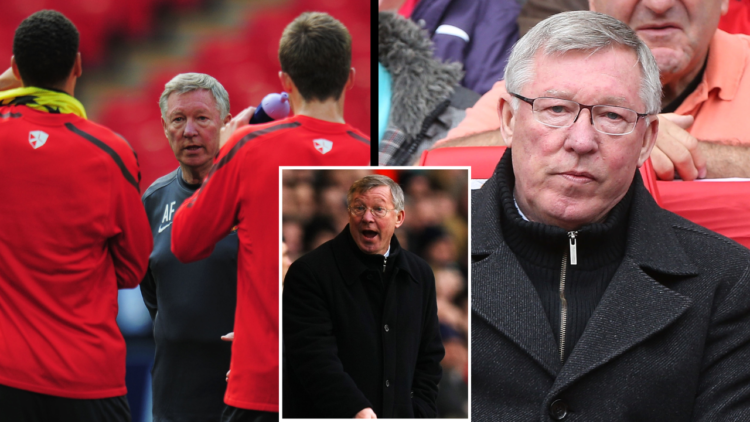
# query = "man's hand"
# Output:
<box><xmin>431</xmin><ymin>130</ymin><xmax>503</xmax><ymax>149</ymax></box>
<box><xmin>354</xmin><ymin>408</ymin><xmax>377</xmax><ymax>418</ymax></box>
<box><xmin>220</xmin><ymin>106</ymin><xmax>256</xmax><ymax>148</ymax></box>
<box><xmin>222</xmin><ymin>332</ymin><xmax>234</xmax><ymax>381</ymax></box>
<box><xmin>650</xmin><ymin>113</ymin><xmax>707</xmax><ymax>181</ymax></box>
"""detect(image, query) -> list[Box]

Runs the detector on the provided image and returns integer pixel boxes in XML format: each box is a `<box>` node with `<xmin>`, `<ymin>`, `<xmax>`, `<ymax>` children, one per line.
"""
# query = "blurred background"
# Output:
<box><xmin>0</xmin><ymin>1</ymin><xmax>368</xmax><ymax>420</ymax></box>
<box><xmin>282</xmin><ymin>168</ymin><xmax>469</xmax><ymax>418</ymax></box>
<box><xmin>0</xmin><ymin>0</ymin><xmax>370</xmax><ymax>191</ymax></box>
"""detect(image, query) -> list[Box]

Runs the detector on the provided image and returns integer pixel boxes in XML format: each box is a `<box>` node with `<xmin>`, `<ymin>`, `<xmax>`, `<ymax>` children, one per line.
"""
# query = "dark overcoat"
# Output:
<box><xmin>283</xmin><ymin>226</ymin><xmax>444</xmax><ymax>418</ymax></box>
<box><xmin>472</xmin><ymin>164</ymin><xmax>750</xmax><ymax>421</ymax></box>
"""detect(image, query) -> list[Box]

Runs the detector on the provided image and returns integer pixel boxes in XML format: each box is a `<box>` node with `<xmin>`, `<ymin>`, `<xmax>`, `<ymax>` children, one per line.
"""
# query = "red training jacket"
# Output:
<box><xmin>0</xmin><ymin>105</ymin><xmax>152</xmax><ymax>398</ymax></box>
<box><xmin>171</xmin><ymin>114</ymin><xmax>369</xmax><ymax>411</ymax></box>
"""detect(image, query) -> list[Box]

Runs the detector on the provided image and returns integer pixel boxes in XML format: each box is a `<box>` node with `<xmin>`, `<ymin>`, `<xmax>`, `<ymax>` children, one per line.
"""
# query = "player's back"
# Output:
<box><xmin>0</xmin><ymin>105</ymin><xmax>151</xmax><ymax>398</ymax></box>
<box><xmin>188</xmin><ymin>114</ymin><xmax>369</xmax><ymax>410</ymax></box>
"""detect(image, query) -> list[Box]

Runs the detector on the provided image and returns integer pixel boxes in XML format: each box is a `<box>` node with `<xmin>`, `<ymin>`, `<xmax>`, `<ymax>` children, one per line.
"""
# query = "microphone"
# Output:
<box><xmin>249</xmin><ymin>92</ymin><xmax>290</xmax><ymax>124</ymax></box>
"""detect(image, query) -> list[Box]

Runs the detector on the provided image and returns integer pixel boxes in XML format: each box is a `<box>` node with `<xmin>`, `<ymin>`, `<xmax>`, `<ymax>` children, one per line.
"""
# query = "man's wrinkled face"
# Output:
<box><xmin>500</xmin><ymin>47</ymin><xmax>657</xmax><ymax>230</ymax></box>
<box><xmin>590</xmin><ymin>0</ymin><xmax>729</xmax><ymax>84</ymax></box>
<box><xmin>348</xmin><ymin>186</ymin><xmax>405</xmax><ymax>255</ymax></box>
<box><xmin>162</xmin><ymin>89</ymin><xmax>224</xmax><ymax>172</ymax></box>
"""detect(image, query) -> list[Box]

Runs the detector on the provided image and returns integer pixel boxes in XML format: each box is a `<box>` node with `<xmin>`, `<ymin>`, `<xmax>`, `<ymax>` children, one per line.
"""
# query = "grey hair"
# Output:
<box><xmin>347</xmin><ymin>175</ymin><xmax>405</xmax><ymax>212</ymax></box>
<box><xmin>159</xmin><ymin>73</ymin><xmax>230</xmax><ymax>120</ymax></box>
<box><xmin>505</xmin><ymin>11</ymin><xmax>661</xmax><ymax>114</ymax></box>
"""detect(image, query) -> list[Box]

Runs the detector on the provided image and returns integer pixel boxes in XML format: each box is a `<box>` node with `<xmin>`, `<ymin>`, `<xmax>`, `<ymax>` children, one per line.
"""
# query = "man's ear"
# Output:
<box><xmin>223</xmin><ymin>113</ymin><xmax>232</xmax><ymax>125</ymax></box>
<box><xmin>637</xmin><ymin>116</ymin><xmax>659</xmax><ymax>167</ymax></box>
<box><xmin>161</xmin><ymin>116</ymin><xmax>169</xmax><ymax>139</ymax></box>
<box><xmin>588</xmin><ymin>0</ymin><xmax>596</xmax><ymax>12</ymax></box>
<box><xmin>394</xmin><ymin>209</ymin><xmax>405</xmax><ymax>228</ymax></box>
<box><xmin>279</xmin><ymin>71</ymin><xmax>295</xmax><ymax>92</ymax></box>
<box><xmin>344</xmin><ymin>67</ymin><xmax>355</xmax><ymax>91</ymax></box>
<box><xmin>11</xmin><ymin>56</ymin><xmax>21</xmax><ymax>81</ymax></box>
<box><xmin>499</xmin><ymin>97</ymin><xmax>516</xmax><ymax>148</ymax></box>
<box><xmin>72</xmin><ymin>53</ymin><xmax>82</xmax><ymax>78</ymax></box>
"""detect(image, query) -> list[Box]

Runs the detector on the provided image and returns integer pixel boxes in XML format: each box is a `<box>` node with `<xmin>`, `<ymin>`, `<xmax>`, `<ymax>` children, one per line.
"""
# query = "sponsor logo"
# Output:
<box><xmin>158</xmin><ymin>222</ymin><xmax>172</xmax><ymax>233</ymax></box>
<box><xmin>313</xmin><ymin>139</ymin><xmax>333</xmax><ymax>154</ymax></box>
<box><xmin>29</xmin><ymin>131</ymin><xmax>49</xmax><ymax>149</ymax></box>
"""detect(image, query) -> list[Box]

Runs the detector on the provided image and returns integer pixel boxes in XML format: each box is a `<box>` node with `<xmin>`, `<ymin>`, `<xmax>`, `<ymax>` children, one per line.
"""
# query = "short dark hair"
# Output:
<box><xmin>278</xmin><ymin>12</ymin><xmax>352</xmax><ymax>102</ymax></box>
<box><xmin>13</xmin><ymin>10</ymin><xmax>79</xmax><ymax>89</ymax></box>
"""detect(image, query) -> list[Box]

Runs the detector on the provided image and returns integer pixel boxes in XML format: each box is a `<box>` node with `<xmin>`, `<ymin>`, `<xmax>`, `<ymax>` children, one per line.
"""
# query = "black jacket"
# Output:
<box><xmin>283</xmin><ymin>226</ymin><xmax>444</xmax><ymax>418</ymax></box>
<box><xmin>472</xmin><ymin>152</ymin><xmax>750</xmax><ymax>421</ymax></box>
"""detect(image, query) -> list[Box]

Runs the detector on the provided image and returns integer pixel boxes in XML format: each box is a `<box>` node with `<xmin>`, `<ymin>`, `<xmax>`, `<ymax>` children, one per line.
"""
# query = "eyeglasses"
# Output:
<box><xmin>348</xmin><ymin>205</ymin><xmax>396</xmax><ymax>218</ymax></box>
<box><xmin>510</xmin><ymin>93</ymin><xmax>651</xmax><ymax>136</ymax></box>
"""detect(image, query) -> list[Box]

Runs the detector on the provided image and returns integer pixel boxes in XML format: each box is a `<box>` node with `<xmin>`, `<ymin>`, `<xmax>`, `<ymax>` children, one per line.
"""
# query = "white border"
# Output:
<box><xmin>279</xmin><ymin>166</ymin><xmax>471</xmax><ymax>421</ymax></box>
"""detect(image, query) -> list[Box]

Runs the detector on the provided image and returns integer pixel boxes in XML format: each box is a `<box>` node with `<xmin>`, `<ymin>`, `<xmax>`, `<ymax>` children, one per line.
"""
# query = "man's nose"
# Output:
<box><xmin>362</xmin><ymin>208</ymin><xmax>376</xmax><ymax>221</ymax></box>
<box><xmin>565</xmin><ymin>108</ymin><xmax>599</xmax><ymax>154</ymax></box>
<box><xmin>183</xmin><ymin>118</ymin><xmax>198</xmax><ymax>137</ymax></box>
<box><xmin>642</xmin><ymin>0</ymin><xmax>677</xmax><ymax>15</ymax></box>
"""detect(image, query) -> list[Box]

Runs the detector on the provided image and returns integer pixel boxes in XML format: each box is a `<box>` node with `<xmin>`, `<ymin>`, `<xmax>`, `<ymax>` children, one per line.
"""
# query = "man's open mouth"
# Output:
<box><xmin>362</xmin><ymin>230</ymin><xmax>378</xmax><ymax>239</ymax></box>
<box><xmin>185</xmin><ymin>145</ymin><xmax>202</xmax><ymax>151</ymax></box>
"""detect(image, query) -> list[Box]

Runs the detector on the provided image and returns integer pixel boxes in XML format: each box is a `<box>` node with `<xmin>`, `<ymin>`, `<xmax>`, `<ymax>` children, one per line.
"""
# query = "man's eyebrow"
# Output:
<box><xmin>169</xmin><ymin>107</ymin><xmax>212</xmax><ymax>117</ymax></box>
<box><xmin>541</xmin><ymin>90</ymin><xmax>631</xmax><ymax>106</ymax></box>
<box><xmin>542</xmin><ymin>89</ymin><xmax>571</xmax><ymax>98</ymax></box>
<box><xmin>598</xmin><ymin>96</ymin><xmax>630</xmax><ymax>107</ymax></box>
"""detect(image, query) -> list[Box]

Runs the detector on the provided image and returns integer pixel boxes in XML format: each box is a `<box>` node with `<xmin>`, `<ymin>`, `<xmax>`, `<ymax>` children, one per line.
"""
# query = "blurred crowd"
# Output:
<box><xmin>282</xmin><ymin>169</ymin><xmax>469</xmax><ymax>417</ymax></box>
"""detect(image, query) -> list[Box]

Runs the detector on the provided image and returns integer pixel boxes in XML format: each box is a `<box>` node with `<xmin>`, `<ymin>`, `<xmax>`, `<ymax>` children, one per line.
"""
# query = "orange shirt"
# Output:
<box><xmin>675</xmin><ymin>30</ymin><xmax>750</xmax><ymax>145</ymax></box>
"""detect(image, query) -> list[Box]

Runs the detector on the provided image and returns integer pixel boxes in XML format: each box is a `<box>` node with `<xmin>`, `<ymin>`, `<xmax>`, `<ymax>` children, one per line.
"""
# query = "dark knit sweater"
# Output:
<box><xmin>496</xmin><ymin>150</ymin><xmax>634</xmax><ymax>362</ymax></box>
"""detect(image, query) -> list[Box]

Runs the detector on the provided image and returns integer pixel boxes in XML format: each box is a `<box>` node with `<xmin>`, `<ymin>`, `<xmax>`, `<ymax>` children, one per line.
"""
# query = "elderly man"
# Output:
<box><xmin>140</xmin><ymin>73</ymin><xmax>238</xmax><ymax>422</ymax></box>
<box><xmin>472</xmin><ymin>11</ymin><xmax>750</xmax><ymax>421</ymax></box>
<box><xmin>283</xmin><ymin>175</ymin><xmax>444</xmax><ymax>418</ymax></box>
<box><xmin>171</xmin><ymin>12</ymin><xmax>369</xmax><ymax>421</ymax></box>
<box><xmin>438</xmin><ymin>0</ymin><xmax>750</xmax><ymax>181</ymax></box>
<box><xmin>0</xmin><ymin>11</ymin><xmax>151</xmax><ymax>420</ymax></box>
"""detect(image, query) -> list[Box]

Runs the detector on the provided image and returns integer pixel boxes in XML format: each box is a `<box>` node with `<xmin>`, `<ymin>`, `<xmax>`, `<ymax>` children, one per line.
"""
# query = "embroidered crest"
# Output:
<box><xmin>313</xmin><ymin>138</ymin><xmax>333</xmax><ymax>154</ymax></box>
<box><xmin>29</xmin><ymin>130</ymin><xmax>49</xmax><ymax>149</ymax></box>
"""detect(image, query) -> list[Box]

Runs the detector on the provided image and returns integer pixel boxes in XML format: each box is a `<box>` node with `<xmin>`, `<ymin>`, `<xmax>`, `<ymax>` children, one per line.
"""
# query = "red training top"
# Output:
<box><xmin>171</xmin><ymin>114</ymin><xmax>369</xmax><ymax>412</ymax></box>
<box><xmin>0</xmin><ymin>105</ymin><xmax>152</xmax><ymax>398</ymax></box>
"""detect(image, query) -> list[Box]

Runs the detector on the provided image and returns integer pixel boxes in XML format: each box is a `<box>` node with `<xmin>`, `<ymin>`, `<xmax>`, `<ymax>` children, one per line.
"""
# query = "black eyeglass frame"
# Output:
<box><xmin>509</xmin><ymin>92</ymin><xmax>651</xmax><ymax>136</ymax></box>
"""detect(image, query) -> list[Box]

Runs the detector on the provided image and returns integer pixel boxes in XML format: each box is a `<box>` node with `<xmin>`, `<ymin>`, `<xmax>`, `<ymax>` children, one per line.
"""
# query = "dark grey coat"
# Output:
<box><xmin>472</xmin><ymin>164</ymin><xmax>750</xmax><ymax>421</ymax></box>
<box><xmin>283</xmin><ymin>227</ymin><xmax>444</xmax><ymax>418</ymax></box>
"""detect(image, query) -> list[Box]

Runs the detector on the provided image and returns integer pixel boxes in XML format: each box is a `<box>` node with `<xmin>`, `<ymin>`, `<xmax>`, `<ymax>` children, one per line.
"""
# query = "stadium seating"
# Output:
<box><xmin>0</xmin><ymin>1</ymin><xmax>370</xmax><ymax>190</ymax></box>
<box><xmin>96</xmin><ymin>0</ymin><xmax>370</xmax><ymax>190</ymax></box>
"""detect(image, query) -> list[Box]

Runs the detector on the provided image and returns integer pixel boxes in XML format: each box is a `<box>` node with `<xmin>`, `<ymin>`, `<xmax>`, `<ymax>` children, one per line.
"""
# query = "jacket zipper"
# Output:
<box><xmin>559</xmin><ymin>251</ymin><xmax>568</xmax><ymax>362</ymax></box>
<box><xmin>568</xmin><ymin>231</ymin><xmax>578</xmax><ymax>266</ymax></box>
<box><xmin>559</xmin><ymin>231</ymin><xmax>578</xmax><ymax>362</ymax></box>
<box><xmin>383</xmin><ymin>255</ymin><xmax>387</xmax><ymax>272</ymax></box>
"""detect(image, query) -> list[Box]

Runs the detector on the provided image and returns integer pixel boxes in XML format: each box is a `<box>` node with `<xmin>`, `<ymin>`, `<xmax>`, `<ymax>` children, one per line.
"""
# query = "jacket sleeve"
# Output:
<box><xmin>171</xmin><ymin>140</ymin><xmax>241</xmax><ymax>263</ymax></box>
<box><xmin>283</xmin><ymin>259</ymin><xmax>373</xmax><ymax>417</ymax></box>
<box><xmin>411</xmin><ymin>265</ymin><xmax>445</xmax><ymax>418</ymax></box>
<box><xmin>432</xmin><ymin>0</ymin><xmax>519</xmax><ymax>95</ymax></box>
<box><xmin>140</xmin><ymin>267</ymin><xmax>157</xmax><ymax>321</ymax></box>
<box><xmin>109</xmin><ymin>146</ymin><xmax>152</xmax><ymax>289</ymax></box>
<box><xmin>692</xmin><ymin>263</ymin><xmax>750</xmax><ymax>421</ymax></box>
<box><xmin>437</xmin><ymin>80</ymin><xmax>506</xmax><ymax>144</ymax></box>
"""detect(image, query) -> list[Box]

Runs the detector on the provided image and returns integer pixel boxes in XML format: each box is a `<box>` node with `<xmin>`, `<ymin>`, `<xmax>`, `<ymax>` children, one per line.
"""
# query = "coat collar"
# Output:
<box><xmin>472</xmin><ymin>150</ymin><xmax>696</xmax><ymax>379</ymax></box>
<box><xmin>332</xmin><ymin>225</ymin><xmax>420</xmax><ymax>286</ymax></box>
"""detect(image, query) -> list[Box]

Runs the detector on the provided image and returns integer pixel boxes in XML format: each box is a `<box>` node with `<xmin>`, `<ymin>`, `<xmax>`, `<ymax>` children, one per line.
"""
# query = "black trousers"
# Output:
<box><xmin>221</xmin><ymin>405</ymin><xmax>278</xmax><ymax>422</ymax></box>
<box><xmin>0</xmin><ymin>384</ymin><xmax>131</xmax><ymax>422</ymax></box>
